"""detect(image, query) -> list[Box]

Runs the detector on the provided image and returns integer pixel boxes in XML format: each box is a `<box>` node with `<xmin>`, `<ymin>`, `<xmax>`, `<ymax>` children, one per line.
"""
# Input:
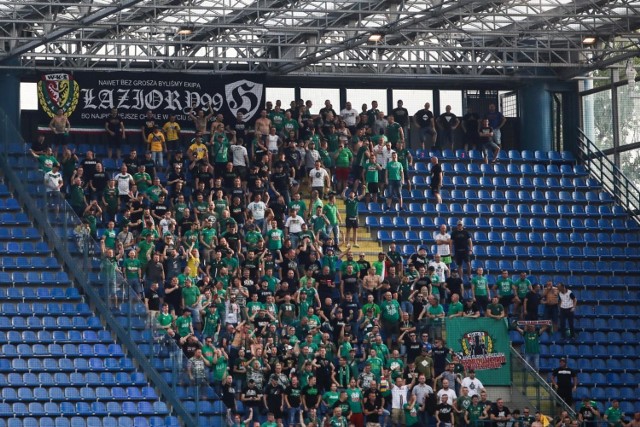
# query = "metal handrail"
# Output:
<box><xmin>577</xmin><ymin>128</ymin><xmax>640</xmax><ymax>223</ymax></box>
<box><xmin>510</xmin><ymin>347</ymin><xmax>577</xmax><ymax>418</ymax></box>
<box><xmin>0</xmin><ymin>111</ymin><xmax>197</xmax><ymax>427</ymax></box>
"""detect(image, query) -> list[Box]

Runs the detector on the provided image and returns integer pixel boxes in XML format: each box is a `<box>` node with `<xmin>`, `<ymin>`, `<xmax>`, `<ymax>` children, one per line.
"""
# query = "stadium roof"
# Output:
<box><xmin>0</xmin><ymin>0</ymin><xmax>639</xmax><ymax>81</ymax></box>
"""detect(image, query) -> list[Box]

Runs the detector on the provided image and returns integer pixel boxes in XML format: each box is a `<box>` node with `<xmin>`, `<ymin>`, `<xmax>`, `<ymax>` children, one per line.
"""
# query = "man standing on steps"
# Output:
<box><xmin>551</xmin><ymin>358</ymin><xmax>577</xmax><ymax>408</ymax></box>
<box><xmin>343</xmin><ymin>186</ymin><xmax>365</xmax><ymax>248</ymax></box>
<box><xmin>323</xmin><ymin>193</ymin><xmax>342</xmax><ymax>247</ymax></box>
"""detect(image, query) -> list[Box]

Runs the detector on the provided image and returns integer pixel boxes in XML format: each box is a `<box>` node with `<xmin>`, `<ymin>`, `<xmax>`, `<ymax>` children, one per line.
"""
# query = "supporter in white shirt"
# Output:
<box><xmin>340</xmin><ymin>102</ymin><xmax>358</xmax><ymax>128</ymax></box>
<box><xmin>113</xmin><ymin>165</ymin><xmax>134</xmax><ymax>196</ymax></box>
<box><xmin>247</xmin><ymin>195</ymin><xmax>267</xmax><ymax>229</ymax></box>
<box><xmin>461</xmin><ymin>370</ymin><xmax>485</xmax><ymax>398</ymax></box>
<box><xmin>436</xmin><ymin>378</ymin><xmax>457</xmax><ymax>403</ymax></box>
<box><xmin>230</xmin><ymin>140</ymin><xmax>249</xmax><ymax>167</ymax></box>
<box><xmin>428</xmin><ymin>254</ymin><xmax>449</xmax><ymax>284</ymax></box>
<box><xmin>434</xmin><ymin>224</ymin><xmax>452</xmax><ymax>260</ymax></box>
<box><xmin>309</xmin><ymin>161</ymin><xmax>330</xmax><ymax>195</ymax></box>
<box><xmin>44</xmin><ymin>164</ymin><xmax>64</xmax><ymax>193</ymax></box>
<box><xmin>390</xmin><ymin>377</ymin><xmax>411</xmax><ymax>424</ymax></box>
<box><xmin>284</xmin><ymin>210</ymin><xmax>305</xmax><ymax>248</ymax></box>
<box><xmin>380</xmin><ymin>142</ymin><xmax>395</xmax><ymax>169</ymax></box>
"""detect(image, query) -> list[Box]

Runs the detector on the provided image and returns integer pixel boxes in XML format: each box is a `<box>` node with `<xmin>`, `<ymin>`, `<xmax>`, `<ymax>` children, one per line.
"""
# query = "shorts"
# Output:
<box><xmin>336</xmin><ymin>167</ymin><xmax>350</xmax><ymax>181</ymax></box>
<box><xmin>368</xmin><ymin>182</ymin><xmax>379</xmax><ymax>194</ymax></box>
<box><xmin>482</xmin><ymin>140</ymin><xmax>500</xmax><ymax>153</ymax></box>
<box><xmin>388</xmin><ymin>180</ymin><xmax>402</xmax><ymax>199</ymax></box>
<box><xmin>234</xmin><ymin>166</ymin><xmax>248</xmax><ymax>181</ymax></box>
<box><xmin>352</xmin><ymin>165</ymin><xmax>363</xmax><ymax>181</ymax></box>
<box><xmin>499</xmin><ymin>296</ymin><xmax>514</xmax><ymax>308</ymax></box>
<box><xmin>108</xmin><ymin>133</ymin><xmax>123</xmax><ymax>148</ymax></box>
<box><xmin>346</xmin><ymin>217</ymin><xmax>359</xmax><ymax>229</ymax></box>
<box><xmin>431</xmin><ymin>182</ymin><xmax>442</xmax><ymax>193</ymax></box>
<box><xmin>455</xmin><ymin>251</ymin><xmax>470</xmax><ymax>266</ymax></box>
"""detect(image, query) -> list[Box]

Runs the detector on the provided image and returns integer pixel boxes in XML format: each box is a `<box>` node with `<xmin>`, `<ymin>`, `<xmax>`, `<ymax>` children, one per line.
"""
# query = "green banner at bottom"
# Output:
<box><xmin>445</xmin><ymin>317</ymin><xmax>511</xmax><ymax>386</ymax></box>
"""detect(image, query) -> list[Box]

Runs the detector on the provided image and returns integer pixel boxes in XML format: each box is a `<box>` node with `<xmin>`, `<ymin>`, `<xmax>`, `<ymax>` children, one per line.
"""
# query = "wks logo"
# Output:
<box><xmin>225</xmin><ymin>80</ymin><xmax>263</xmax><ymax>122</ymax></box>
<box><xmin>37</xmin><ymin>73</ymin><xmax>80</xmax><ymax>118</ymax></box>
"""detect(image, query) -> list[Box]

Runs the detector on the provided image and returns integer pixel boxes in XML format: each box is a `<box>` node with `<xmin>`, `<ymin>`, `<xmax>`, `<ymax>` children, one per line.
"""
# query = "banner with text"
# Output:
<box><xmin>37</xmin><ymin>71</ymin><xmax>265</xmax><ymax>131</ymax></box>
<box><xmin>446</xmin><ymin>317</ymin><xmax>511</xmax><ymax>386</ymax></box>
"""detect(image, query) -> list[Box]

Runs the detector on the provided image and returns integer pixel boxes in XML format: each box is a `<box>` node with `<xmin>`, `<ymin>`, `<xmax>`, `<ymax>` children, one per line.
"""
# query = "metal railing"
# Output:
<box><xmin>510</xmin><ymin>347</ymin><xmax>576</xmax><ymax>418</ymax></box>
<box><xmin>0</xmin><ymin>110</ymin><xmax>197</xmax><ymax>427</ymax></box>
<box><xmin>577</xmin><ymin>128</ymin><xmax>640</xmax><ymax>223</ymax></box>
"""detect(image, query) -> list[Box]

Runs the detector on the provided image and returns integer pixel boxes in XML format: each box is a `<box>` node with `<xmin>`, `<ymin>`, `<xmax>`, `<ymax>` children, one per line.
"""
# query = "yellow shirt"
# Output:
<box><xmin>162</xmin><ymin>121</ymin><xmax>181</xmax><ymax>142</ymax></box>
<box><xmin>147</xmin><ymin>131</ymin><xmax>165</xmax><ymax>152</ymax></box>
<box><xmin>187</xmin><ymin>256</ymin><xmax>200</xmax><ymax>277</ymax></box>
<box><xmin>189</xmin><ymin>142</ymin><xmax>208</xmax><ymax>160</ymax></box>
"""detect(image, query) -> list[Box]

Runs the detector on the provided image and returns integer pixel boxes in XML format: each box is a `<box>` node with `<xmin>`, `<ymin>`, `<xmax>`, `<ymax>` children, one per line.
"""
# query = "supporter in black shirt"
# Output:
<box><xmin>81</xmin><ymin>151</ymin><xmax>100</xmax><ymax>182</ymax></box>
<box><xmin>409</xmin><ymin>247</ymin><xmax>429</xmax><ymax>269</ymax></box>
<box><xmin>445</xmin><ymin>270</ymin><xmax>464</xmax><ymax>301</ymax></box>
<box><xmin>89</xmin><ymin>163</ymin><xmax>109</xmax><ymax>200</ymax></box>
<box><xmin>524</xmin><ymin>283</ymin><xmax>542</xmax><ymax>321</ymax></box>
<box><xmin>431</xmin><ymin>339</ymin><xmax>450</xmax><ymax>377</ymax></box>
<box><xmin>436</xmin><ymin>395</ymin><xmax>455</xmax><ymax>425</ymax></box>
<box><xmin>141</xmin><ymin>152</ymin><xmax>157</xmax><ymax>179</ymax></box>
<box><xmin>220</xmin><ymin>375</ymin><xmax>237</xmax><ymax>410</ymax></box>
<box><xmin>123</xmin><ymin>151</ymin><xmax>140</xmax><ymax>176</ymax></box>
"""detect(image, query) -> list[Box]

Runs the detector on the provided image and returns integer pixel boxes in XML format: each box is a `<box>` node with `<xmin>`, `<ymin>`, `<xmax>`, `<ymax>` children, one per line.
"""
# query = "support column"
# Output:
<box><xmin>0</xmin><ymin>58</ymin><xmax>21</xmax><ymax>142</ymax></box>
<box><xmin>519</xmin><ymin>83</ymin><xmax>552</xmax><ymax>151</ymax></box>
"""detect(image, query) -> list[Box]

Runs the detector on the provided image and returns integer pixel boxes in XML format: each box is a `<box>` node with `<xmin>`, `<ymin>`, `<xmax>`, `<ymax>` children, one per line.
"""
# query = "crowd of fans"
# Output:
<box><xmin>29</xmin><ymin>99</ymin><xmax>630</xmax><ymax>427</ymax></box>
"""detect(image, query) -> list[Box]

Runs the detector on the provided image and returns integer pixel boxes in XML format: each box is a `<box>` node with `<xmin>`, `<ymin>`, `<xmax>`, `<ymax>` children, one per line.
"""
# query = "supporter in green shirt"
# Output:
<box><xmin>466</xmin><ymin>396</ymin><xmax>487</xmax><ymax>427</ymax></box>
<box><xmin>175</xmin><ymin>311</ymin><xmax>193</xmax><ymax>337</ymax></box>
<box><xmin>133</xmin><ymin>166</ymin><xmax>151</xmax><ymax>192</ymax></box>
<box><xmin>448</xmin><ymin>294</ymin><xmax>464</xmax><ymax>317</ymax></box>
<box><xmin>335</xmin><ymin>145</ymin><xmax>353</xmax><ymax>168</ymax></box>
<box><xmin>380</xmin><ymin>292</ymin><xmax>401</xmax><ymax>323</ymax></box>
<box><xmin>486</xmin><ymin>296</ymin><xmax>505</xmax><ymax>320</ymax></box>
<box><xmin>32</xmin><ymin>147</ymin><xmax>59</xmax><ymax>172</ymax></box>
<box><xmin>322</xmin><ymin>384</ymin><xmax>341</xmax><ymax>409</ymax></box>
<box><xmin>471</xmin><ymin>267</ymin><xmax>490</xmax><ymax>313</ymax></box>
<box><xmin>404</xmin><ymin>398</ymin><xmax>420</xmax><ymax>426</ymax></box>
<box><xmin>266</xmin><ymin>221</ymin><xmax>284</xmax><ymax>251</ymax></box>
<box><xmin>515</xmin><ymin>272</ymin><xmax>532</xmax><ymax>299</ymax></box>
<box><xmin>604</xmin><ymin>400</ymin><xmax>624</xmax><ymax>427</ymax></box>
<box><xmin>156</xmin><ymin>304</ymin><xmax>173</xmax><ymax>333</ymax></box>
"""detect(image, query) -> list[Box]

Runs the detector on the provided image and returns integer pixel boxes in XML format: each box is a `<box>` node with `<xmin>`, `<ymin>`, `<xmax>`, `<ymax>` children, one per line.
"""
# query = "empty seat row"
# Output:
<box><xmin>0</xmin><ymin>241</ymin><xmax>50</xmax><ymax>255</ymax></box>
<box><xmin>0</xmin><ymin>401</ymin><xmax>168</xmax><ymax>417</ymax></box>
<box><xmin>471</xmin><ymin>259</ymin><xmax>639</xmax><ymax>274</ymax></box>
<box><xmin>0</xmin><ymin>271</ymin><xmax>68</xmax><ymax>284</ymax></box>
<box><xmin>0</xmin><ymin>198</ymin><xmax>20</xmax><ymax>211</ymax></box>
<box><xmin>539</xmin><ymin>356</ymin><xmax>637</xmax><ymax>373</ymax></box>
<box><xmin>183</xmin><ymin>400</ymin><xmax>226</xmax><ymax>415</ymax></box>
<box><xmin>0</xmin><ymin>227</ymin><xmax>40</xmax><ymax>241</ymax></box>
<box><xmin>541</xmin><ymin>343</ymin><xmax>640</xmax><ymax>358</ymax></box>
<box><xmin>0</xmin><ymin>372</ymin><xmax>145</xmax><ymax>388</ymax></box>
<box><xmin>0</xmin><ymin>357</ymin><xmax>132</xmax><ymax>374</ymax></box>
<box><xmin>0</xmin><ymin>386</ymin><xmax>156</xmax><ymax>402</ymax></box>
<box><xmin>411</xmin><ymin>148</ymin><xmax>575</xmax><ymax>164</ymax></box>
<box><xmin>366</xmin><ymin>202</ymin><xmax>628</xmax><ymax>218</ymax></box>
<box><xmin>412</xmin><ymin>175</ymin><xmax>600</xmax><ymax>191</ymax></box>
<box><xmin>0</xmin><ymin>415</ymin><xmax>180</xmax><ymax>427</ymax></box>
<box><xmin>412</xmin><ymin>161</ymin><xmax>587</xmax><ymax>177</ymax></box>
<box><xmin>475</xmin><ymin>245</ymin><xmax>640</xmax><ymax>260</ymax></box>
<box><xmin>0</xmin><ymin>212</ymin><xmax>30</xmax><ymax>225</ymax></box>
<box><xmin>0</xmin><ymin>256</ymin><xmax>61</xmax><ymax>270</ymax></box>
<box><xmin>471</xmin><ymin>231</ymin><xmax>638</xmax><ymax>245</ymax></box>
<box><xmin>0</xmin><ymin>302</ymin><xmax>90</xmax><ymax>317</ymax></box>
<box><xmin>0</xmin><ymin>316</ymin><xmax>101</xmax><ymax>331</ymax></box>
<box><xmin>0</xmin><ymin>343</ymin><xmax>124</xmax><ymax>358</ymax></box>
<box><xmin>0</xmin><ymin>287</ymin><xmax>77</xmax><ymax>300</ymax></box>
<box><xmin>0</xmin><ymin>330</ymin><xmax>112</xmax><ymax>345</ymax></box>
<box><xmin>576</xmin><ymin>317</ymin><xmax>640</xmax><ymax>331</ymax></box>
<box><xmin>574</xmin><ymin>386</ymin><xmax>639</xmax><ymax>402</ymax></box>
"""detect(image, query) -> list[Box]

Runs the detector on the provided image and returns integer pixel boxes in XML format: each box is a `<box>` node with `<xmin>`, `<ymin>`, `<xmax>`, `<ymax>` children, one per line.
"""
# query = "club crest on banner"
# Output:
<box><xmin>37</xmin><ymin>73</ymin><xmax>80</xmax><ymax>118</ymax></box>
<box><xmin>459</xmin><ymin>330</ymin><xmax>506</xmax><ymax>370</ymax></box>
<box><xmin>225</xmin><ymin>80</ymin><xmax>263</xmax><ymax>120</ymax></box>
